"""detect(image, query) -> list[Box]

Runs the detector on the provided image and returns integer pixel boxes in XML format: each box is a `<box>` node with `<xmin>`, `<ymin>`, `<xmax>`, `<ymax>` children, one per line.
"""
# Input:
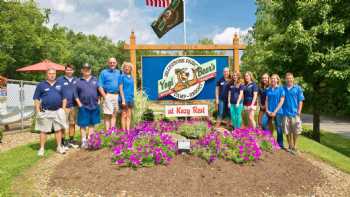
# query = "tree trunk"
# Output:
<box><xmin>312</xmin><ymin>82</ymin><xmax>321</xmax><ymax>142</ymax></box>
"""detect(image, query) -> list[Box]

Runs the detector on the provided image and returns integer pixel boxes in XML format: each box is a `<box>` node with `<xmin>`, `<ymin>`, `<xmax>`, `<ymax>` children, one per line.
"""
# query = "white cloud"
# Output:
<box><xmin>213</xmin><ymin>27</ymin><xmax>252</xmax><ymax>44</ymax></box>
<box><xmin>41</xmin><ymin>0</ymin><xmax>76</xmax><ymax>13</ymax></box>
<box><xmin>37</xmin><ymin>0</ymin><xmax>158</xmax><ymax>44</ymax></box>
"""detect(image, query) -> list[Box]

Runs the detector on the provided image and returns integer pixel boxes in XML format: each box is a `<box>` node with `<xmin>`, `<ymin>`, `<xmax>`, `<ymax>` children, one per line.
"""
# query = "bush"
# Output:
<box><xmin>178</xmin><ymin>122</ymin><xmax>210</xmax><ymax>139</ymax></box>
<box><xmin>191</xmin><ymin>128</ymin><xmax>280</xmax><ymax>164</ymax></box>
<box><xmin>142</xmin><ymin>109</ymin><xmax>155</xmax><ymax>121</ymax></box>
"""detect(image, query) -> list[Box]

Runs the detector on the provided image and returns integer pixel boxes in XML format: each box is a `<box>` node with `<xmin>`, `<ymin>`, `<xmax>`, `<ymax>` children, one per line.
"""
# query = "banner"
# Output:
<box><xmin>151</xmin><ymin>0</ymin><xmax>184</xmax><ymax>38</ymax></box>
<box><xmin>142</xmin><ymin>56</ymin><xmax>229</xmax><ymax>100</ymax></box>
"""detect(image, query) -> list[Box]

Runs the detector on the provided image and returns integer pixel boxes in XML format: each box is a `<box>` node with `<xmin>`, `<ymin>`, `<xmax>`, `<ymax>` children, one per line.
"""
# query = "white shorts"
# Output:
<box><xmin>102</xmin><ymin>93</ymin><xmax>119</xmax><ymax>115</ymax></box>
<box><xmin>283</xmin><ymin>116</ymin><xmax>302</xmax><ymax>135</ymax></box>
<box><xmin>35</xmin><ymin>108</ymin><xmax>67</xmax><ymax>133</ymax></box>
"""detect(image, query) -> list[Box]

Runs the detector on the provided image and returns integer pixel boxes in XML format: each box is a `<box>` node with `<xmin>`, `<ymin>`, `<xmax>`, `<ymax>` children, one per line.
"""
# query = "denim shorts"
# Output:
<box><xmin>77</xmin><ymin>106</ymin><xmax>101</xmax><ymax>127</ymax></box>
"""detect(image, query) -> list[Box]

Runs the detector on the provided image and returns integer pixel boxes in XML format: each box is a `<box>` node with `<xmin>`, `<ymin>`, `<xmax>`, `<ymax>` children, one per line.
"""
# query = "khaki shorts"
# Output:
<box><xmin>35</xmin><ymin>108</ymin><xmax>67</xmax><ymax>133</ymax></box>
<box><xmin>102</xmin><ymin>93</ymin><xmax>119</xmax><ymax>115</ymax></box>
<box><xmin>283</xmin><ymin>116</ymin><xmax>302</xmax><ymax>135</ymax></box>
<box><xmin>244</xmin><ymin>105</ymin><xmax>257</xmax><ymax>111</ymax></box>
<box><xmin>65</xmin><ymin>107</ymin><xmax>77</xmax><ymax>125</ymax></box>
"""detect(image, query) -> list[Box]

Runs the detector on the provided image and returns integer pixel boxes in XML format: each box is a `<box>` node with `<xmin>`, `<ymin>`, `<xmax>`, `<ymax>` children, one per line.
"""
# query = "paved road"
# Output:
<box><xmin>302</xmin><ymin>114</ymin><xmax>350</xmax><ymax>139</ymax></box>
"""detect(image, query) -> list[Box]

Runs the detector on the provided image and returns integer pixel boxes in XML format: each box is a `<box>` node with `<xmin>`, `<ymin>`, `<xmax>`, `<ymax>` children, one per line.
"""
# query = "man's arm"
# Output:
<box><xmin>34</xmin><ymin>99</ymin><xmax>41</xmax><ymax>113</ymax></box>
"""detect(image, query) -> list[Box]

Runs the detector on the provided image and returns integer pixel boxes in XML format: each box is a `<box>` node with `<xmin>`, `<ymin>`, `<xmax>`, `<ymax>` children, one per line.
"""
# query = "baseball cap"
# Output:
<box><xmin>82</xmin><ymin>63</ymin><xmax>91</xmax><ymax>69</ymax></box>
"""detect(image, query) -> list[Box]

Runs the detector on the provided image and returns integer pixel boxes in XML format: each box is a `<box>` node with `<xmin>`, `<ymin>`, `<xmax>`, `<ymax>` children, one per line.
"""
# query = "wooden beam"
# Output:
<box><xmin>124</xmin><ymin>43</ymin><xmax>246</xmax><ymax>50</ymax></box>
<box><xmin>129</xmin><ymin>31</ymin><xmax>137</xmax><ymax>94</ymax></box>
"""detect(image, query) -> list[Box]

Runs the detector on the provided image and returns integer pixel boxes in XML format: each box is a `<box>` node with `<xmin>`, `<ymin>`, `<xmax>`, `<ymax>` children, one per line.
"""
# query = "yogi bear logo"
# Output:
<box><xmin>158</xmin><ymin>57</ymin><xmax>216</xmax><ymax>100</ymax></box>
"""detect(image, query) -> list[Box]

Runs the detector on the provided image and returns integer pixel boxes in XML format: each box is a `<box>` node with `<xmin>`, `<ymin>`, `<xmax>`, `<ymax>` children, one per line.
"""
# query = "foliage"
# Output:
<box><xmin>192</xmin><ymin>128</ymin><xmax>280</xmax><ymax>164</ymax></box>
<box><xmin>105</xmin><ymin>122</ymin><xmax>176</xmax><ymax>168</ymax></box>
<box><xmin>0</xmin><ymin>1</ymin><xmax>128</xmax><ymax>81</ymax></box>
<box><xmin>132</xmin><ymin>91</ymin><xmax>150</xmax><ymax>125</ymax></box>
<box><xmin>0</xmin><ymin>128</ymin><xmax>3</xmax><ymax>142</ymax></box>
<box><xmin>88</xmin><ymin>132</ymin><xmax>103</xmax><ymax>150</ymax></box>
<box><xmin>142</xmin><ymin>109</ymin><xmax>154</xmax><ymax>122</ymax></box>
<box><xmin>242</xmin><ymin>0</ymin><xmax>350</xmax><ymax>141</ymax></box>
<box><xmin>178</xmin><ymin>122</ymin><xmax>211</xmax><ymax>139</ymax></box>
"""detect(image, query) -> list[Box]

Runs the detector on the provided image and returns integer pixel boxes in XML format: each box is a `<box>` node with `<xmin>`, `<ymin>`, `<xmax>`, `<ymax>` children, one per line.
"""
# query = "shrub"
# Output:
<box><xmin>192</xmin><ymin>128</ymin><xmax>280</xmax><ymax>164</ymax></box>
<box><xmin>108</xmin><ymin>122</ymin><xmax>177</xmax><ymax>168</ymax></box>
<box><xmin>132</xmin><ymin>91</ymin><xmax>150</xmax><ymax>126</ymax></box>
<box><xmin>142</xmin><ymin>109</ymin><xmax>154</xmax><ymax>121</ymax></box>
<box><xmin>178</xmin><ymin>122</ymin><xmax>210</xmax><ymax>139</ymax></box>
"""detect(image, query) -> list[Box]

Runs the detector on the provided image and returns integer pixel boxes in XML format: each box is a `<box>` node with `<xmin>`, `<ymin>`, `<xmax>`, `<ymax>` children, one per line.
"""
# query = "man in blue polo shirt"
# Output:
<box><xmin>215</xmin><ymin>67</ymin><xmax>231</xmax><ymax>127</ymax></box>
<box><xmin>57</xmin><ymin>64</ymin><xmax>79</xmax><ymax>149</ymax></box>
<box><xmin>34</xmin><ymin>68</ymin><xmax>67</xmax><ymax>156</ymax></box>
<box><xmin>98</xmin><ymin>57</ymin><xmax>123</xmax><ymax>130</ymax></box>
<box><xmin>75</xmin><ymin>63</ymin><xmax>101</xmax><ymax>149</ymax></box>
<box><xmin>283</xmin><ymin>72</ymin><xmax>305</xmax><ymax>154</ymax></box>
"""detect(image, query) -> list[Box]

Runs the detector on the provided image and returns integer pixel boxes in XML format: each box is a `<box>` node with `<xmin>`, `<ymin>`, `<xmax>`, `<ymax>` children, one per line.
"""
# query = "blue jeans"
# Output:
<box><xmin>270</xmin><ymin>114</ymin><xmax>284</xmax><ymax>148</ymax></box>
<box><xmin>261</xmin><ymin>113</ymin><xmax>269</xmax><ymax>130</ymax></box>
<box><xmin>217</xmin><ymin>100</ymin><xmax>228</xmax><ymax>119</ymax></box>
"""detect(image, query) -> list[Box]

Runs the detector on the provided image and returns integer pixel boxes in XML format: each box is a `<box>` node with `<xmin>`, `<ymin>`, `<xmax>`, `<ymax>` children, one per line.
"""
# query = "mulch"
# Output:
<box><xmin>49</xmin><ymin>149</ymin><xmax>325</xmax><ymax>197</ymax></box>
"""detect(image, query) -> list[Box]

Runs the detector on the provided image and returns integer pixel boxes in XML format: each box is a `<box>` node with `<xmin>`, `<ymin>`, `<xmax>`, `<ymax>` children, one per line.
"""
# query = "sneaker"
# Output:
<box><xmin>37</xmin><ymin>148</ymin><xmax>45</xmax><ymax>156</ymax></box>
<box><xmin>68</xmin><ymin>141</ymin><xmax>79</xmax><ymax>149</ymax></box>
<box><xmin>81</xmin><ymin>141</ymin><xmax>88</xmax><ymax>149</ymax></box>
<box><xmin>290</xmin><ymin>148</ymin><xmax>299</xmax><ymax>156</ymax></box>
<box><xmin>62</xmin><ymin>139</ymin><xmax>70</xmax><ymax>151</ymax></box>
<box><xmin>56</xmin><ymin>145</ymin><xmax>66</xmax><ymax>154</ymax></box>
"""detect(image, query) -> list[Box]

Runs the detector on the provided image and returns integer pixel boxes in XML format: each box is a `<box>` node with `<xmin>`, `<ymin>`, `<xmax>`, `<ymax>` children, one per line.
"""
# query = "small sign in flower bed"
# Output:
<box><xmin>87</xmin><ymin>120</ymin><xmax>280</xmax><ymax>168</ymax></box>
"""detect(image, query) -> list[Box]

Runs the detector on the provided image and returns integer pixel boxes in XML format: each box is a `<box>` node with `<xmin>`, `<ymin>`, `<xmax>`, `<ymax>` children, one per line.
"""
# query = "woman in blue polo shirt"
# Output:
<box><xmin>266</xmin><ymin>74</ymin><xmax>285</xmax><ymax>148</ymax></box>
<box><xmin>243</xmin><ymin>71</ymin><xmax>258</xmax><ymax>128</ymax></box>
<box><xmin>228</xmin><ymin>71</ymin><xmax>244</xmax><ymax>129</ymax></box>
<box><xmin>258</xmin><ymin>73</ymin><xmax>270</xmax><ymax>130</ymax></box>
<box><xmin>120</xmin><ymin>62</ymin><xmax>134</xmax><ymax>131</ymax></box>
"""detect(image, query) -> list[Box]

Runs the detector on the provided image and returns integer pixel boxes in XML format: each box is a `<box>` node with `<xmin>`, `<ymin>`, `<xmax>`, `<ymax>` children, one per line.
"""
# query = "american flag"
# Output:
<box><xmin>146</xmin><ymin>0</ymin><xmax>171</xmax><ymax>7</ymax></box>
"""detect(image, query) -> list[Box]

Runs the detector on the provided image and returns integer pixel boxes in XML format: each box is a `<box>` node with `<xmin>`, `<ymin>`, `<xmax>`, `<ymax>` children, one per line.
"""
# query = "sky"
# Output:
<box><xmin>36</xmin><ymin>0</ymin><xmax>256</xmax><ymax>44</ymax></box>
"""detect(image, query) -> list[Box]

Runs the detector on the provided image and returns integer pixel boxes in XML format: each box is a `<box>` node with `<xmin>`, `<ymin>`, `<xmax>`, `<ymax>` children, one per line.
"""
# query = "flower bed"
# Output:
<box><xmin>87</xmin><ymin>121</ymin><xmax>280</xmax><ymax>168</ymax></box>
<box><xmin>192</xmin><ymin>128</ymin><xmax>280</xmax><ymax>163</ymax></box>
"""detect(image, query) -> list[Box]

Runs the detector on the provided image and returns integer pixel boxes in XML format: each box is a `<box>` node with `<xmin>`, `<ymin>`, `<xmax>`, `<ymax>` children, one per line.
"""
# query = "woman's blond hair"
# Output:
<box><xmin>260</xmin><ymin>73</ymin><xmax>270</xmax><ymax>88</ymax></box>
<box><xmin>122</xmin><ymin>62</ymin><xmax>133</xmax><ymax>74</ymax></box>
<box><xmin>271</xmin><ymin>74</ymin><xmax>281</xmax><ymax>85</ymax></box>
<box><xmin>244</xmin><ymin>71</ymin><xmax>255</xmax><ymax>84</ymax></box>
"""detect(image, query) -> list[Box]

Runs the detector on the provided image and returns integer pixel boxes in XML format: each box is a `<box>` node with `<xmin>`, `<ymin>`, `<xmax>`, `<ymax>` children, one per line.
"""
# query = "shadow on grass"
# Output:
<box><xmin>302</xmin><ymin>128</ymin><xmax>350</xmax><ymax>158</ymax></box>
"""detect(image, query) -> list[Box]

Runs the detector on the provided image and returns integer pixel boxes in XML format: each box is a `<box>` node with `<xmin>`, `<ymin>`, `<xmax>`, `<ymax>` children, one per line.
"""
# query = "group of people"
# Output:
<box><xmin>216</xmin><ymin>68</ymin><xmax>304</xmax><ymax>154</ymax></box>
<box><xmin>33</xmin><ymin>58</ymin><xmax>134</xmax><ymax>156</ymax></box>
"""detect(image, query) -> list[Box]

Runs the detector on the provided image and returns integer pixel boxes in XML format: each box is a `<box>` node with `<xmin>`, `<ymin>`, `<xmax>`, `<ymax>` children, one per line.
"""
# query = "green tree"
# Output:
<box><xmin>242</xmin><ymin>0</ymin><xmax>350</xmax><ymax>141</ymax></box>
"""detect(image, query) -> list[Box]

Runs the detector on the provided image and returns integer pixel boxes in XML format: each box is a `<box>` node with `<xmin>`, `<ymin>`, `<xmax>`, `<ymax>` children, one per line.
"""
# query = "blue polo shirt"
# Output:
<box><xmin>98</xmin><ymin>68</ymin><xmax>122</xmax><ymax>94</ymax></box>
<box><xmin>57</xmin><ymin>76</ymin><xmax>77</xmax><ymax>108</ymax></box>
<box><xmin>33</xmin><ymin>81</ymin><xmax>63</xmax><ymax>110</ymax></box>
<box><xmin>74</xmin><ymin>76</ymin><xmax>99</xmax><ymax>110</ymax></box>
<box><xmin>121</xmin><ymin>74</ymin><xmax>134</xmax><ymax>103</ymax></box>
<box><xmin>266</xmin><ymin>86</ymin><xmax>285</xmax><ymax>115</ymax></box>
<box><xmin>216</xmin><ymin>77</ymin><xmax>230</xmax><ymax>102</ymax></box>
<box><xmin>259</xmin><ymin>86</ymin><xmax>268</xmax><ymax>106</ymax></box>
<box><xmin>243</xmin><ymin>82</ymin><xmax>259</xmax><ymax>105</ymax></box>
<box><xmin>283</xmin><ymin>85</ymin><xmax>305</xmax><ymax>117</ymax></box>
<box><xmin>229</xmin><ymin>84</ymin><xmax>244</xmax><ymax>104</ymax></box>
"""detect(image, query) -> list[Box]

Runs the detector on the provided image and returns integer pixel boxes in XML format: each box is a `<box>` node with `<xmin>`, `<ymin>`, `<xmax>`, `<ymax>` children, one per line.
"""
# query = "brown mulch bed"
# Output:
<box><xmin>49</xmin><ymin>149</ymin><xmax>325</xmax><ymax>197</ymax></box>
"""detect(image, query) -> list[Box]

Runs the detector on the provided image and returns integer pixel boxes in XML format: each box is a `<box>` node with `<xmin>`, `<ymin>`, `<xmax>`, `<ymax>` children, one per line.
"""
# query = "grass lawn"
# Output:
<box><xmin>0</xmin><ymin>139</ymin><xmax>57</xmax><ymax>197</ymax></box>
<box><xmin>0</xmin><ymin>126</ymin><xmax>349</xmax><ymax>196</ymax></box>
<box><xmin>296</xmin><ymin>135</ymin><xmax>350</xmax><ymax>173</ymax></box>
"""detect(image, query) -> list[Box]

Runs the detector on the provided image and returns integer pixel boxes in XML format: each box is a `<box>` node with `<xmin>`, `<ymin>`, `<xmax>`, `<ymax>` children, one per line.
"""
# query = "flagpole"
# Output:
<box><xmin>183</xmin><ymin>0</ymin><xmax>187</xmax><ymax>45</ymax></box>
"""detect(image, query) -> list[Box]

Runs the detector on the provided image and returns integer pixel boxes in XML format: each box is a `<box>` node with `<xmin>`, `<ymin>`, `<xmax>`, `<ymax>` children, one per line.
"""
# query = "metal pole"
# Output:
<box><xmin>20</xmin><ymin>80</ymin><xmax>24</xmax><ymax>131</ymax></box>
<box><xmin>183</xmin><ymin>0</ymin><xmax>187</xmax><ymax>45</ymax></box>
